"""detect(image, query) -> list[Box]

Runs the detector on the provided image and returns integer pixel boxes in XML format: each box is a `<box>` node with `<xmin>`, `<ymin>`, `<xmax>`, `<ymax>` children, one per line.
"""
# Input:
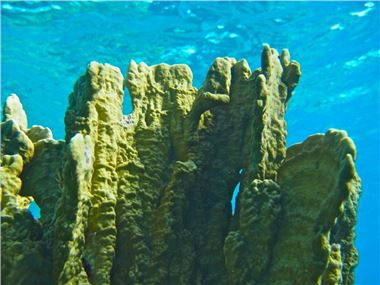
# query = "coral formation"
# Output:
<box><xmin>1</xmin><ymin>45</ymin><xmax>361</xmax><ymax>285</ymax></box>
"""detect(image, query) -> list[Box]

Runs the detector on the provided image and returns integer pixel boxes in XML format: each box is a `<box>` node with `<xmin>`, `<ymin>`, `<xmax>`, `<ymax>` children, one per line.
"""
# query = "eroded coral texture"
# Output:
<box><xmin>1</xmin><ymin>45</ymin><xmax>361</xmax><ymax>285</ymax></box>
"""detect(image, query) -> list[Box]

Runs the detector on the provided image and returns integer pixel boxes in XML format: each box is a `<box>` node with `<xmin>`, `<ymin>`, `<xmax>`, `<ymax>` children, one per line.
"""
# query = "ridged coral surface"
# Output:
<box><xmin>1</xmin><ymin>45</ymin><xmax>361</xmax><ymax>285</ymax></box>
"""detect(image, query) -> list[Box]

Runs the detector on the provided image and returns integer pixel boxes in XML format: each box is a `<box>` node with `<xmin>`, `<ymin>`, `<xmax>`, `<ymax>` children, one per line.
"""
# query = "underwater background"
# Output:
<box><xmin>1</xmin><ymin>1</ymin><xmax>379</xmax><ymax>284</ymax></box>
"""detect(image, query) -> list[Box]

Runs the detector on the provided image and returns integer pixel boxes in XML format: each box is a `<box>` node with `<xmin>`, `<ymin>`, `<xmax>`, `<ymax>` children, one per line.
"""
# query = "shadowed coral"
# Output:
<box><xmin>1</xmin><ymin>45</ymin><xmax>360</xmax><ymax>285</ymax></box>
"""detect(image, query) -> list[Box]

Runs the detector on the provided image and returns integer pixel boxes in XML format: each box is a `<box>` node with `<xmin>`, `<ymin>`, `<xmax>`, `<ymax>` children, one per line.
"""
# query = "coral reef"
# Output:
<box><xmin>1</xmin><ymin>45</ymin><xmax>361</xmax><ymax>285</ymax></box>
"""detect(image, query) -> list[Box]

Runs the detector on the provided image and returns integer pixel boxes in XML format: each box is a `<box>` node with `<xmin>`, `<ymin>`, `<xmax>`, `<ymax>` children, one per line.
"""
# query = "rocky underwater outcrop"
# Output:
<box><xmin>1</xmin><ymin>45</ymin><xmax>361</xmax><ymax>285</ymax></box>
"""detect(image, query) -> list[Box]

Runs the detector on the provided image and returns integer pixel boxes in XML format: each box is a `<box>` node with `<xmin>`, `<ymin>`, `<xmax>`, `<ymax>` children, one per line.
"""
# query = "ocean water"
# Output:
<box><xmin>1</xmin><ymin>1</ymin><xmax>379</xmax><ymax>284</ymax></box>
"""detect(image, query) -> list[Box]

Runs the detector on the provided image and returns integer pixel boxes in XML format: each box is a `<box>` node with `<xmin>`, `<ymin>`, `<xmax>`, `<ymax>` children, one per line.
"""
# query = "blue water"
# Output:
<box><xmin>1</xmin><ymin>1</ymin><xmax>379</xmax><ymax>284</ymax></box>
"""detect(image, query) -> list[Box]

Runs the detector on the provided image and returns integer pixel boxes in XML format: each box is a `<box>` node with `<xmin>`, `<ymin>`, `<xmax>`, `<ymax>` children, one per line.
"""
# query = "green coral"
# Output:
<box><xmin>1</xmin><ymin>45</ymin><xmax>360</xmax><ymax>285</ymax></box>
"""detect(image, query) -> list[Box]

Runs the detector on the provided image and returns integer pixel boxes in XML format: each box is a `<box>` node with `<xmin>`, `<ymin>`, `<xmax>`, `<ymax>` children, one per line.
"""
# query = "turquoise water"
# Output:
<box><xmin>1</xmin><ymin>1</ymin><xmax>379</xmax><ymax>284</ymax></box>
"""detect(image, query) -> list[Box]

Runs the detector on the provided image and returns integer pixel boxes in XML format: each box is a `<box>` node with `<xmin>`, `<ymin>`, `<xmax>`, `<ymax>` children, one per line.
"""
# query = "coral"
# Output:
<box><xmin>26</xmin><ymin>125</ymin><xmax>53</xmax><ymax>142</ymax></box>
<box><xmin>1</xmin><ymin>45</ymin><xmax>360</xmax><ymax>285</ymax></box>
<box><xmin>1</xmin><ymin>102</ymin><xmax>52</xmax><ymax>285</ymax></box>
<box><xmin>2</xmin><ymin>93</ymin><xmax>28</xmax><ymax>131</ymax></box>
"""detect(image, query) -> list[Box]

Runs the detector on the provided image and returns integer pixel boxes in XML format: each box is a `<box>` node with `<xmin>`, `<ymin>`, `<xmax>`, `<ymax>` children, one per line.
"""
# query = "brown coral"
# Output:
<box><xmin>1</xmin><ymin>45</ymin><xmax>360</xmax><ymax>285</ymax></box>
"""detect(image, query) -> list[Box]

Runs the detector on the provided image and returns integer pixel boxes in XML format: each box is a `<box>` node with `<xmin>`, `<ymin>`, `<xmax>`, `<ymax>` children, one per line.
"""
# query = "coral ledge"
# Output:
<box><xmin>1</xmin><ymin>45</ymin><xmax>361</xmax><ymax>285</ymax></box>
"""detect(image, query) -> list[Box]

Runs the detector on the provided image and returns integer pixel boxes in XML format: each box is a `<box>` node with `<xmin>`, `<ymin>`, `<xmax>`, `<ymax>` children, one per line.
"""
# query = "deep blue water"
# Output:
<box><xmin>1</xmin><ymin>1</ymin><xmax>379</xmax><ymax>284</ymax></box>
